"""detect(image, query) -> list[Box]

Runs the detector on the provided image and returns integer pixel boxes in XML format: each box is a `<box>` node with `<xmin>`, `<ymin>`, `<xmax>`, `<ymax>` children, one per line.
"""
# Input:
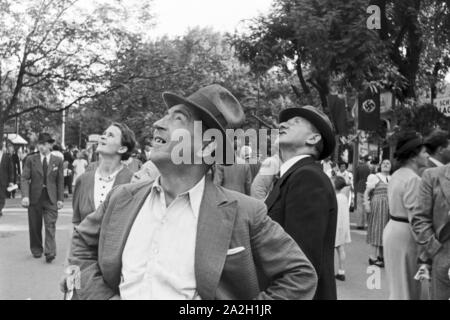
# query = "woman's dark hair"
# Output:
<box><xmin>111</xmin><ymin>122</ymin><xmax>137</xmax><ymax>161</ymax></box>
<box><xmin>332</xmin><ymin>176</ymin><xmax>347</xmax><ymax>191</ymax></box>
<box><xmin>394</xmin><ymin>131</ymin><xmax>424</xmax><ymax>166</ymax></box>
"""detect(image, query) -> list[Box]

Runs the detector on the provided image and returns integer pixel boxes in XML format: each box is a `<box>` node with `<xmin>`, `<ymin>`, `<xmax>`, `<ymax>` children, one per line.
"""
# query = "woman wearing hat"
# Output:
<box><xmin>71</xmin><ymin>122</ymin><xmax>135</xmax><ymax>225</ymax></box>
<box><xmin>383</xmin><ymin>131</ymin><xmax>429</xmax><ymax>300</ymax></box>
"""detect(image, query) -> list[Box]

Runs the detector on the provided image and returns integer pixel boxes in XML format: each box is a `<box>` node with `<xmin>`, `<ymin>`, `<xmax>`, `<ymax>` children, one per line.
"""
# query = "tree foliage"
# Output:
<box><xmin>230</xmin><ymin>0</ymin><xmax>450</xmax><ymax>111</ymax></box>
<box><xmin>0</xmin><ymin>0</ymin><xmax>153</xmax><ymax>137</ymax></box>
<box><xmin>68</xmin><ymin>28</ymin><xmax>296</xmax><ymax>147</ymax></box>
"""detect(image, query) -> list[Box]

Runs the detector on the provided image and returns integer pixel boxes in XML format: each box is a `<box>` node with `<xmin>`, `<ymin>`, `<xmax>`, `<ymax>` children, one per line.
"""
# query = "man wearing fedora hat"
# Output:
<box><xmin>65</xmin><ymin>84</ymin><xmax>318</xmax><ymax>300</ymax></box>
<box><xmin>265</xmin><ymin>105</ymin><xmax>338</xmax><ymax>300</ymax></box>
<box><xmin>21</xmin><ymin>132</ymin><xmax>64</xmax><ymax>263</ymax></box>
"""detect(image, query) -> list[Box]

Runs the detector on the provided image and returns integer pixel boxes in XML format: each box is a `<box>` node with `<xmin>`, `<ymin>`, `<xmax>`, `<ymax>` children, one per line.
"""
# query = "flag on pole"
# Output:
<box><xmin>358</xmin><ymin>89</ymin><xmax>380</xmax><ymax>131</ymax></box>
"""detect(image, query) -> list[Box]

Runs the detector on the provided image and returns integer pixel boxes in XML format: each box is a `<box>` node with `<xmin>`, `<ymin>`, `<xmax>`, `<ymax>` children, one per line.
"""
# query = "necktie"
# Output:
<box><xmin>43</xmin><ymin>157</ymin><xmax>48</xmax><ymax>187</ymax></box>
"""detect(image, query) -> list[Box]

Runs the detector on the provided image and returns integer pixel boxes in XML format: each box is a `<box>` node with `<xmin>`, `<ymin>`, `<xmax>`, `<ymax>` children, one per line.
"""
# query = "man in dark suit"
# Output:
<box><xmin>0</xmin><ymin>143</ymin><xmax>14</xmax><ymax>217</ymax></box>
<box><xmin>21</xmin><ymin>133</ymin><xmax>64</xmax><ymax>263</ymax></box>
<box><xmin>64</xmin><ymin>84</ymin><xmax>317</xmax><ymax>300</ymax></box>
<box><xmin>265</xmin><ymin>105</ymin><xmax>338</xmax><ymax>300</ymax></box>
<box><xmin>7</xmin><ymin>144</ymin><xmax>21</xmax><ymax>199</ymax></box>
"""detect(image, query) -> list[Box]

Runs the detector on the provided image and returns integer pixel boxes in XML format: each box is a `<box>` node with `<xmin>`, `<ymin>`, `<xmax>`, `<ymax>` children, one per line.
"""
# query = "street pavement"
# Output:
<box><xmin>0</xmin><ymin>196</ymin><xmax>394</xmax><ymax>300</ymax></box>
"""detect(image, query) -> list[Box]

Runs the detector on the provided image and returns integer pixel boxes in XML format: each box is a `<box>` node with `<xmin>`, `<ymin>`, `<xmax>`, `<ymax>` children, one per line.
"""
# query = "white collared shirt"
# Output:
<box><xmin>429</xmin><ymin>157</ymin><xmax>444</xmax><ymax>167</ymax></box>
<box><xmin>93</xmin><ymin>167</ymin><xmax>122</xmax><ymax>210</ymax></box>
<box><xmin>120</xmin><ymin>175</ymin><xmax>205</xmax><ymax>300</ymax></box>
<box><xmin>280</xmin><ymin>155</ymin><xmax>311</xmax><ymax>177</ymax></box>
<box><xmin>40</xmin><ymin>153</ymin><xmax>51</xmax><ymax>165</ymax></box>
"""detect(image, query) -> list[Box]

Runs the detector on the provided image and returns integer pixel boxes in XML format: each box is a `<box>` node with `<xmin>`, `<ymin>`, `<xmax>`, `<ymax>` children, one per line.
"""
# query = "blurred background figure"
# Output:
<box><xmin>7</xmin><ymin>144</ymin><xmax>21</xmax><ymax>199</ymax></box>
<box><xmin>332</xmin><ymin>175</ymin><xmax>351</xmax><ymax>282</ymax></box>
<box><xmin>0</xmin><ymin>143</ymin><xmax>14</xmax><ymax>217</ymax></box>
<box><xmin>214</xmin><ymin>144</ymin><xmax>252</xmax><ymax>195</ymax></box>
<box><xmin>139</xmin><ymin>139</ymin><xmax>153</xmax><ymax>163</ymax></box>
<box><xmin>51</xmin><ymin>144</ymin><xmax>64</xmax><ymax>160</ymax></box>
<box><xmin>384</xmin><ymin>131</ymin><xmax>429</xmax><ymax>300</ymax></box>
<box><xmin>63</xmin><ymin>161</ymin><xmax>73</xmax><ymax>198</ymax></box>
<box><xmin>321</xmin><ymin>156</ymin><xmax>333</xmax><ymax>174</ymax></box>
<box><xmin>240</xmin><ymin>145</ymin><xmax>261</xmax><ymax>182</ymax></box>
<box><xmin>364</xmin><ymin>159</ymin><xmax>391</xmax><ymax>268</ymax></box>
<box><xmin>251</xmin><ymin>142</ymin><xmax>281</xmax><ymax>200</ymax></box>
<box><xmin>354</xmin><ymin>155</ymin><xmax>372</xmax><ymax>230</ymax></box>
<box><xmin>72</xmin><ymin>151</ymin><xmax>88</xmax><ymax>189</ymax></box>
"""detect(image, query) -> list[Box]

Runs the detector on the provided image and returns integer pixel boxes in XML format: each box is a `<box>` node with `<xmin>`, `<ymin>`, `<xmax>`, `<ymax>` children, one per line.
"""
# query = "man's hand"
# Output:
<box><xmin>21</xmin><ymin>197</ymin><xmax>30</xmax><ymax>208</ymax></box>
<box><xmin>57</xmin><ymin>201</ymin><xmax>64</xmax><ymax>210</ymax></box>
<box><xmin>109</xmin><ymin>295</ymin><xmax>121</xmax><ymax>300</ymax></box>
<box><xmin>414</xmin><ymin>264</ymin><xmax>431</xmax><ymax>281</ymax></box>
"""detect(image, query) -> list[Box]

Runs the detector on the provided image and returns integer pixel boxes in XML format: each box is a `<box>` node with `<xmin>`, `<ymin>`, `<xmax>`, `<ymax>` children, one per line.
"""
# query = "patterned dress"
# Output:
<box><xmin>366</xmin><ymin>174</ymin><xmax>390</xmax><ymax>247</ymax></box>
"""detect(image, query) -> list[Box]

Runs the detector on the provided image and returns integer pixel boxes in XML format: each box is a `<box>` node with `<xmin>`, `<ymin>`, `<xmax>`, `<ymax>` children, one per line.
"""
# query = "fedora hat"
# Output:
<box><xmin>162</xmin><ymin>84</ymin><xmax>245</xmax><ymax>165</ymax></box>
<box><xmin>279</xmin><ymin>105</ymin><xmax>336</xmax><ymax>160</ymax></box>
<box><xmin>37</xmin><ymin>132</ymin><xmax>55</xmax><ymax>144</ymax></box>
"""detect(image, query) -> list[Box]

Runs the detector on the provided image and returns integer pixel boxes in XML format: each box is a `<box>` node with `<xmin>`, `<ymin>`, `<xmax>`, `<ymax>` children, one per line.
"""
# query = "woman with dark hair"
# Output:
<box><xmin>383</xmin><ymin>131</ymin><xmax>429</xmax><ymax>300</ymax></box>
<box><xmin>72</xmin><ymin>123</ymin><xmax>136</xmax><ymax>225</ymax></box>
<box><xmin>364</xmin><ymin>159</ymin><xmax>392</xmax><ymax>267</ymax></box>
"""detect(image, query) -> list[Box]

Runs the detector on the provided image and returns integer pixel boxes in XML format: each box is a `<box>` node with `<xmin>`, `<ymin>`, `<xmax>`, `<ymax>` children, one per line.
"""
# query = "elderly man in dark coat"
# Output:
<box><xmin>265</xmin><ymin>106</ymin><xmax>338</xmax><ymax>300</ymax></box>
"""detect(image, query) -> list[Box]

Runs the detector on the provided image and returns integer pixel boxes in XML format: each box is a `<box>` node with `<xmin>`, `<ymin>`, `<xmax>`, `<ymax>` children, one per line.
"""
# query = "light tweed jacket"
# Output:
<box><xmin>68</xmin><ymin>178</ymin><xmax>317</xmax><ymax>300</ymax></box>
<box><xmin>411</xmin><ymin>165</ymin><xmax>450</xmax><ymax>260</ymax></box>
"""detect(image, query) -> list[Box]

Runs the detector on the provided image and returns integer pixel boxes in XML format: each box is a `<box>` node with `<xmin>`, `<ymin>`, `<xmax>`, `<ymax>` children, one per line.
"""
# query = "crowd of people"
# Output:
<box><xmin>1</xmin><ymin>83</ymin><xmax>449</xmax><ymax>300</ymax></box>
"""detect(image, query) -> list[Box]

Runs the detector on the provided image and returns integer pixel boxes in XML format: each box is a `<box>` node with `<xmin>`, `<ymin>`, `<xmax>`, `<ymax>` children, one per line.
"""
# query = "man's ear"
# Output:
<box><xmin>306</xmin><ymin>133</ymin><xmax>322</xmax><ymax>146</ymax></box>
<box><xmin>118</xmin><ymin>146</ymin><xmax>128</xmax><ymax>156</ymax></box>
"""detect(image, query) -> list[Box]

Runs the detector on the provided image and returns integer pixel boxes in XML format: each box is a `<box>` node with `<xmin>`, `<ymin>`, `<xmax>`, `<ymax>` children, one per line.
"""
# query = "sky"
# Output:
<box><xmin>150</xmin><ymin>0</ymin><xmax>274</xmax><ymax>38</ymax></box>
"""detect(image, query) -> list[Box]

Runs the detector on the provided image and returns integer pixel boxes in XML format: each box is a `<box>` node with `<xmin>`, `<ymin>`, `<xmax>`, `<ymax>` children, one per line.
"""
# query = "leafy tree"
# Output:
<box><xmin>231</xmin><ymin>0</ymin><xmax>450</xmax><ymax>110</ymax></box>
<box><xmin>230</xmin><ymin>0</ymin><xmax>392</xmax><ymax>111</ymax></box>
<box><xmin>77</xmin><ymin>28</ymin><xmax>295</xmax><ymax>147</ymax></box>
<box><xmin>0</xmin><ymin>0</ymin><xmax>154</xmax><ymax>137</ymax></box>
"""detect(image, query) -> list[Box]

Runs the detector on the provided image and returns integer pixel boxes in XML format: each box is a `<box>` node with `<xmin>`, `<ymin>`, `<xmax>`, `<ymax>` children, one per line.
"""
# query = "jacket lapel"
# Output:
<box><xmin>195</xmin><ymin>179</ymin><xmax>237</xmax><ymax>300</ymax></box>
<box><xmin>265</xmin><ymin>157</ymin><xmax>316</xmax><ymax>210</ymax></box>
<box><xmin>113</xmin><ymin>168</ymin><xmax>131</xmax><ymax>187</ymax></box>
<box><xmin>34</xmin><ymin>155</ymin><xmax>43</xmax><ymax>176</ymax></box>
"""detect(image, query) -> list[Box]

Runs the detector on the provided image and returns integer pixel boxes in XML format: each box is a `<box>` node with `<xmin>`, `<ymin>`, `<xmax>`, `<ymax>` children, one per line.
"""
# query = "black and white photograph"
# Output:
<box><xmin>0</xmin><ymin>0</ymin><xmax>450</xmax><ymax>304</ymax></box>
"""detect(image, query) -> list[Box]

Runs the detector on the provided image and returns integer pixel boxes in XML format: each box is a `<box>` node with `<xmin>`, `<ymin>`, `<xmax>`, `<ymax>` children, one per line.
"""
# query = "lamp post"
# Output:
<box><xmin>62</xmin><ymin>109</ymin><xmax>66</xmax><ymax>149</ymax></box>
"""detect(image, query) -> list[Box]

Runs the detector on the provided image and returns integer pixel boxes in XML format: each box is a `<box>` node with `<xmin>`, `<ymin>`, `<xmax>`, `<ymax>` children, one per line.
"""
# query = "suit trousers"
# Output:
<box><xmin>431</xmin><ymin>239</ymin><xmax>450</xmax><ymax>300</ymax></box>
<box><xmin>0</xmin><ymin>191</ymin><xmax>5</xmax><ymax>212</ymax></box>
<box><xmin>28</xmin><ymin>190</ymin><xmax>58</xmax><ymax>257</ymax></box>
